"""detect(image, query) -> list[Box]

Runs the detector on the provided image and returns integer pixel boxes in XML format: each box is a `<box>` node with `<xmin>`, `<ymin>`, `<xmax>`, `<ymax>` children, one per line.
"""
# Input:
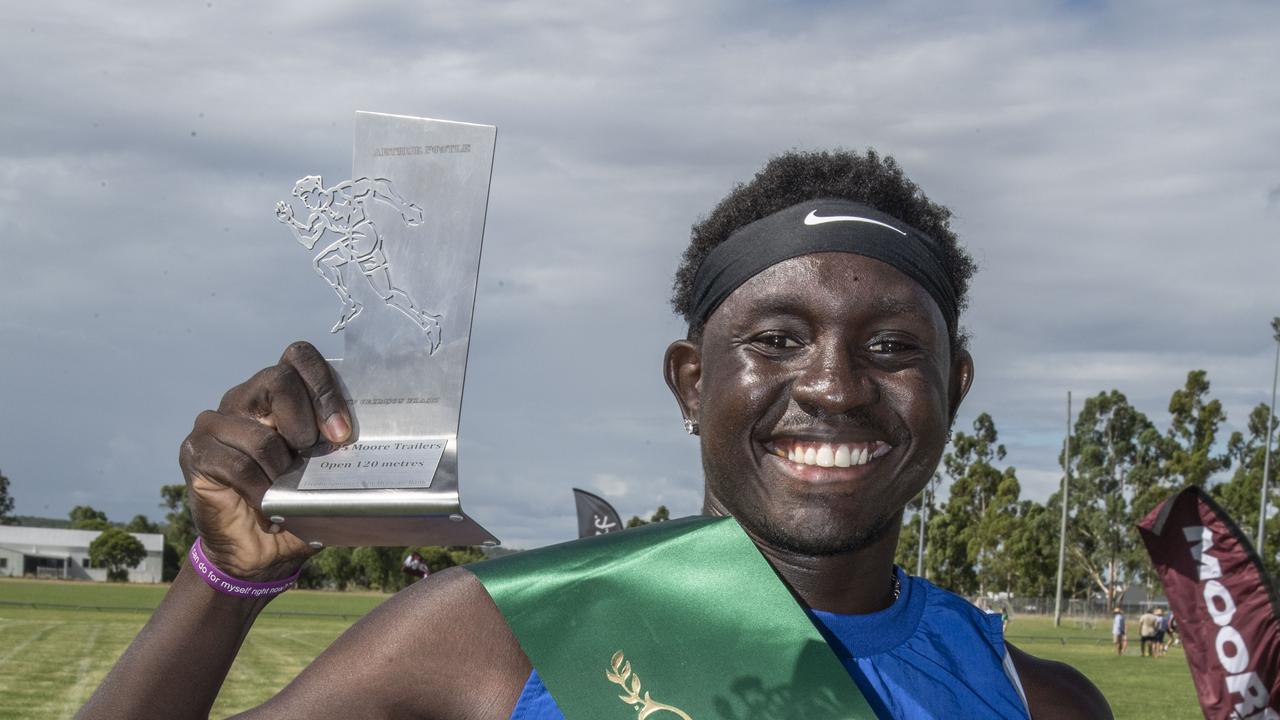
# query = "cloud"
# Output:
<box><xmin>3</xmin><ymin>1</ymin><xmax>1279</xmax><ymax>546</ymax></box>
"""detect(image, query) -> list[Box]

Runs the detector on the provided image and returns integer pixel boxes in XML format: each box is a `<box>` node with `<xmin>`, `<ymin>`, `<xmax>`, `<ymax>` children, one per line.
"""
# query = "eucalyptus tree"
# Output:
<box><xmin>1213</xmin><ymin>403</ymin><xmax>1280</xmax><ymax>578</ymax></box>
<box><xmin>929</xmin><ymin>413</ymin><xmax>1021</xmax><ymax>597</ymax></box>
<box><xmin>1063</xmin><ymin>390</ymin><xmax>1158</xmax><ymax>608</ymax></box>
<box><xmin>1165</xmin><ymin>370</ymin><xmax>1231</xmax><ymax>487</ymax></box>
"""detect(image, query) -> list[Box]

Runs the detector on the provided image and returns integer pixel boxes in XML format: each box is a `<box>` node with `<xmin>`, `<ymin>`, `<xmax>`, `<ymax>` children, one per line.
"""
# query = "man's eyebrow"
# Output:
<box><xmin>742</xmin><ymin>293</ymin><xmax>936</xmax><ymax>323</ymax></box>
<box><xmin>740</xmin><ymin>295</ymin><xmax>810</xmax><ymax>317</ymax></box>
<box><xmin>865</xmin><ymin>295</ymin><xmax>933</xmax><ymax>321</ymax></box>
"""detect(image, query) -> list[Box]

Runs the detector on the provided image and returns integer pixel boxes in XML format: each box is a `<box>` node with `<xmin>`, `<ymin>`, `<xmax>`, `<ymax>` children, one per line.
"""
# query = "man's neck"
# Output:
<box><xmin>702</xmin><ymin>504</ymin><xmax>903</xmax><ymax>615</ymax></box>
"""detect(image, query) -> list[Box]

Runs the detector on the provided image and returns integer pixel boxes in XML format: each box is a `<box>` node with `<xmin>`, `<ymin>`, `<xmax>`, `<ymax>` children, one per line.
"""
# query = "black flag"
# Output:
<box><xmin>573</xmin><ymin>488</ymin><xmax>623</xmax><ymax>538</ymax></box>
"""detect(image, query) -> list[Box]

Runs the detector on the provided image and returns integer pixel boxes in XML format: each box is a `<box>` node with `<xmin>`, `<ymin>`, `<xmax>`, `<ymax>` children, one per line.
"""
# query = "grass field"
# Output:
<box><xmin>1</xmin><ymin>578</ymin><xmax>1201</xmax><ymax>718</ymax></box>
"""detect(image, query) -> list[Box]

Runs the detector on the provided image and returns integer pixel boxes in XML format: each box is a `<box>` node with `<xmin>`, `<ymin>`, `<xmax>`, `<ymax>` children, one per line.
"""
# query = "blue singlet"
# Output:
<box><xmin>508</xmin><ymin>568</ymin><xmax>1031</xmax><ymax>720</ymax></box>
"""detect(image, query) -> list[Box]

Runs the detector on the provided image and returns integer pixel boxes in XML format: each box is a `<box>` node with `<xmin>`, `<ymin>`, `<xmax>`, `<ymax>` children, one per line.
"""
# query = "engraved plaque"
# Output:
<box><xmin>261</xmin><ymin>111</ymin><xmax>499</xmax><ymax>548</ymax></box>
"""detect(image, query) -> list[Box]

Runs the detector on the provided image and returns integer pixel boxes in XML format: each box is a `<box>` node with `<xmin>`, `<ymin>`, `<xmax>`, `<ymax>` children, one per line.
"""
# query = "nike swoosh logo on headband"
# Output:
<box><xmin>803</xmin><ymin>210</ymin><xmax>907</xmax><ymax>236</ymax></box>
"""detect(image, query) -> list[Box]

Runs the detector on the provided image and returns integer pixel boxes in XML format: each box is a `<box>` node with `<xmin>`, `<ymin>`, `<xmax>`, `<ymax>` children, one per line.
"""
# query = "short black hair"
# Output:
<box><xmin>672</xmin><ymin>149</ymin><xmax>976</xmax><ymax>351</ymax></box>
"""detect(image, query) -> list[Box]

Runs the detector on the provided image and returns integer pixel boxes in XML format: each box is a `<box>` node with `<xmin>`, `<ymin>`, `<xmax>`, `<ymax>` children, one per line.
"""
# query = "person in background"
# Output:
<box><xmin>1154</xmin><ymin>607</ymin><xmax>1168</xmax><ymax>657</ymax></box>
<box><xmin>1112</xmin><ymin>607</ymin><xmax>1127</xmax><ymax>656</ymax></box>
<box><xmin>1138</xmin><ymin>608</ymin><xmax>1159</xmax><ymax>657</ymax></box>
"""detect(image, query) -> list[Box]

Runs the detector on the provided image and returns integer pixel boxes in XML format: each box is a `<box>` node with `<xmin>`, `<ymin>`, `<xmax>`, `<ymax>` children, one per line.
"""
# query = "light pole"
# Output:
<box><xmin>916</xmin><ymin>474</ymin><xmax>935</xmax><ymax>578</ymax></box>
<box><xmin>1259</xmin><ymin>317</ymin><xmax>1280</xmax><ymax>553</ymax></box>
<box><xmin>1054</xmin><ymin>391</ymin><xmax>1072</xmax><ymax>627</ymax></box>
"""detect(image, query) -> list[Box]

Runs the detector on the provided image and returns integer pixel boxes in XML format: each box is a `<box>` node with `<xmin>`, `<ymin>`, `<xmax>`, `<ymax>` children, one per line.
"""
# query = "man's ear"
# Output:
<box><xmin>664</xmin><ymin>339</ymin><xmax>702</xmax><ymax>424</ymax></box>
<box><xmin>948</xmin><ymin>349</ymin><xmax>975</xmax><ymax>423</ymax></box>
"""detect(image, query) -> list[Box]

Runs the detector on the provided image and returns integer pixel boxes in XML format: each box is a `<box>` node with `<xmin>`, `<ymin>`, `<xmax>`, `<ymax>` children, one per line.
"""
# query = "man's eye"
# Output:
<box><xmin>868</xmin><ymin>339</ymin><xmax>912</xmax><ymax>354</ymax></box>
<box><xmin>756</xmin><ymin>334</ymin><xmax>802</xmax><ymax>350</ymax></box>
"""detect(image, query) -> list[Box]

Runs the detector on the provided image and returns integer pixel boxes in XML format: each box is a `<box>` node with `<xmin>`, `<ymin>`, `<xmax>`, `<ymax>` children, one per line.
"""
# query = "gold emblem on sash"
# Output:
<box><xmin>606</xmin><ymin>650</ymin><xmax>693</xmax><ymax>720</ymax></box>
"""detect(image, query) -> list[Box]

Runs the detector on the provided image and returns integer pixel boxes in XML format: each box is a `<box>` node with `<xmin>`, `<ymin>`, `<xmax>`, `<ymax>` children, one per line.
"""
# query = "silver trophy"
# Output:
<box><xmin>261</xmin><ymin>111</ymin><xmax>499</xmax><ymax>548</ymax></box>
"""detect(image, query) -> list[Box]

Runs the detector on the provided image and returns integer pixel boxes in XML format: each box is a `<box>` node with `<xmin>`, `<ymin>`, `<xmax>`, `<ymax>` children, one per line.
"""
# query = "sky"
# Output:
<box><xmin>1</xmin><ymin>1</ymin><xmax>1278</xmax><ymax>549</ymax></box>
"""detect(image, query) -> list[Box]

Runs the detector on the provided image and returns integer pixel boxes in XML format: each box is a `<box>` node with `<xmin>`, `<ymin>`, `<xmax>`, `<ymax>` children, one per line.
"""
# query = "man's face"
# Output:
<box><xmin>668</xmin><ymin>252</ymin><xmax>971</xmax><ymax>556</ymax></box>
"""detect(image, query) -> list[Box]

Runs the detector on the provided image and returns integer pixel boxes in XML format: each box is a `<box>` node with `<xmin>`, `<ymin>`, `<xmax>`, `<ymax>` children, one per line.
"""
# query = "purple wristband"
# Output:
<box><xmin>189</xmin><ymin>537</ymin><xmax>301</xmax><ymax>598</ymax></box>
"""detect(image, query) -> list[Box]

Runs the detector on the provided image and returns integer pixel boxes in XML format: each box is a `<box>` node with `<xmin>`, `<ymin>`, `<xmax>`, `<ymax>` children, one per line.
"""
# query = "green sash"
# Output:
<box><xmin>470</xmin><ymin>516</ymin><xmax>877</xmax><ymax>719</ymax></box>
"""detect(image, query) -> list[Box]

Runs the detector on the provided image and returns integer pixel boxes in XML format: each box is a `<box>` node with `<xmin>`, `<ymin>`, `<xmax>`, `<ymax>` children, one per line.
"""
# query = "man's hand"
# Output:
<box><xmin>177</xmin><ymin>341</ymin><xmax>351</xmax><ymax>581</ymax></box>
<box><xmin>275</xmin><ymin>201</ymin><xmax>295</xmax><ymax>224</ymax></box>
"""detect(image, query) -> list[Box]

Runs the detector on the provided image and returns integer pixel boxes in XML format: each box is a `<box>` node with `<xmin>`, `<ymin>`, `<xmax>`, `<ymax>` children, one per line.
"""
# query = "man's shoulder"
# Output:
<box><xmin>1006</xmin><ymin>643</ymin><xmax>1113</xmax><ymax>720</ymax></box>
<box><xmin>260</xmin><ymin>566</ymin><xmax>531</xmax><ymax>718</ymax></box>
<box><xmin>380</xmin><ymin>566</ymin><xmax>528</xmax><ymax>663</ymax></box>
<box><xmin>907</xmin><ymin>574</ymin><xmax>999</xmax><ymax>627</ymax></box>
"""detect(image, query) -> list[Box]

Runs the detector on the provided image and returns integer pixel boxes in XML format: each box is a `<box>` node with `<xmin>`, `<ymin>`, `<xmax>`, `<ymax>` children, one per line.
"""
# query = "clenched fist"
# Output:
<box><xmin>178</xmin><ymin>341</ymin><xmax>350</xmax><ymax>581</ymax></box>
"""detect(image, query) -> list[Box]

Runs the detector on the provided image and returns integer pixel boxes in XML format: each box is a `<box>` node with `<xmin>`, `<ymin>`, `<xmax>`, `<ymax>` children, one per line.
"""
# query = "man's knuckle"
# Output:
<box><xmin>259</xmin><ymin>365</ymin><xmax>295</xmax><ymax>397</ymax></box>
<box><xmin>249</xmin><ymin>430</ymin><xmax>284</xmax><ymax>460</ymax></box>
<box><xmin>193</xmin><ymin>409</ymin><xmax>220</xmax><ymax>432</ymax></box>
<box><xmin>227</xmin><ymin>451</ymin><xmax>257</xmax><ymax>480</ymax></box>
<box><xmin>281</xmin><ymin>340</ymin><xmax>318</xmax><ymax>364</ymax></box>
<box><xmin>312</xmin><ymin>385</ymin><xmax>343</xmax><ymax>413</ymax></box>
<box><xmin>178</xmin><ymin>436</ymin><xmax>198</xmax><ymax>471</ymax></box>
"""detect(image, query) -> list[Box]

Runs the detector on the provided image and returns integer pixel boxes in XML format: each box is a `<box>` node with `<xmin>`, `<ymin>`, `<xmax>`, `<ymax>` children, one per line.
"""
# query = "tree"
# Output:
<box><xmin>351</xmin><ymin>546</ymin><xmax>407</xmax><ymax>592</ymax></box>
<box><xmin>928</xmin><ymin>413</ymin><xmax>1021</xmax><ymax>596</ymax></box>
<box><xmin>69</xmin><ymin>505</ymin><xmax>111</xmax><ymax>531</ymax></box>
<box><xmin>89</xmin><ymin>527</ymin><xmax>147</xmax><ymax>582</ymax></box>
<box><xmin>303</xmin><ymin>547</ymin><xmax>357</xmax><ymax>590</ymax></box>
<box><xmin>1213</xmin><ymin>403</ymin><xmax>1280</xmax><ymax>578</ymax></box>
<box><xmin>0</xmin><ymin>470</ymin><xmax>14</xmax><ymax>525</ymax></box>
<box><xmin>1062</xmin><ymin>391</ymin><xmax>1159</xmax><ymax>608</ymax></box>
<box><xmin>1001</xmin><ymin>500</ymin><xmax>1062</xmax><ymax>597</ymax></box>
<box><xmin>1165</xmin><ymin>370</ymin><xmax>1231</xmax><ymax>487</ymax></box>
<box><xmin>626</xmin><ymin>505</ymin><xmax>671</xmax><ymax>528</ymax></box>
<box><xmin>125</xmin><ymin>515</ymin><xmax>160</xmax><ymax>534</ymax></box>
<box><xmin>160</xmin><ymin>484</ymin><xmax>196</xmax><ymax>581</ymax></box>
<box><xmin>894</xmin><ymin>475</ymin><xmax>939</xmax><ymax>577</ymax></box>
<box><xmin>417</xmin><ymin>546</ymin><xmax>486</xmax><ymax>574</ymax></box>
<box><xmin>160</xmin><ymin>484</ymin><xmax>196</xmax><ymax>549</ymax></box>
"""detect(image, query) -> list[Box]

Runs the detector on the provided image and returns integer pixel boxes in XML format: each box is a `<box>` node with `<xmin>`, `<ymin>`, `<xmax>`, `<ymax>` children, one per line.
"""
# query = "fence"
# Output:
<box><xmin>976</xmin><ymin>595</ymin><xmax>1169</xmax><ymax>629</ymax></box>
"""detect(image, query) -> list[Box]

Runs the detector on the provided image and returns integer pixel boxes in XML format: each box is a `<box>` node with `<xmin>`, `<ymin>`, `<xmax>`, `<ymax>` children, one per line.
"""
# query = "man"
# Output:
<box><xmin>1138</xmin><ymin>608</ymin><xmax>1160</xmax><ymax>658</ymax></box>
<box><xmin>1153</xmin><ymin>607</ymin><xmax>1168</xmax><ymax>657</ymax></box>
<box><xmin>81</xmin><ymin>150</ymin><xmax>1111</xmax><ymax>718</ymax></box>
<box><xmin>1112</xmin><ymin>607</ymin><xmax>1127</xmax><ymax>656</ymax></box>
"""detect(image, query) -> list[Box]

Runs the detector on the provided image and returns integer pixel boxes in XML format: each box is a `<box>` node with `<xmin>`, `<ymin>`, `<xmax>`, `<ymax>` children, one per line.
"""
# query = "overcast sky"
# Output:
<box><xmin>2</xmin><ymin>1</ymin><xmax>1278</xmax><ymax>548</ymax></box>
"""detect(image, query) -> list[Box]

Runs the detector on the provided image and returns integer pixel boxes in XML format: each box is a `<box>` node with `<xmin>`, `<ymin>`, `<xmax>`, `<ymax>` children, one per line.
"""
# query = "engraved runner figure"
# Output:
<box><xmin>276</xmin><ymin>175</ymin><xmax>442</xmax><ymax>353</ymax></box>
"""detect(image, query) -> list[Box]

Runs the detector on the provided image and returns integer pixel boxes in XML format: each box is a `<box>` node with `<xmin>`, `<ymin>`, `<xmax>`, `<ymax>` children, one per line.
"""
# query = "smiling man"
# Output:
<box><xmin>82</xmin><ymin>150</ymin><xmax>1111</xmax><ymax>719</ymax></box>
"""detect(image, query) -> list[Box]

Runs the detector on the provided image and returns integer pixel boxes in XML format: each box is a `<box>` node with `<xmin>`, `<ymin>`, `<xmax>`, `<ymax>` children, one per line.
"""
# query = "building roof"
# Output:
<box><xmin>0</xmin><ymin>525</ymin><xmax>165</xmax><ymax>553</ymax></box>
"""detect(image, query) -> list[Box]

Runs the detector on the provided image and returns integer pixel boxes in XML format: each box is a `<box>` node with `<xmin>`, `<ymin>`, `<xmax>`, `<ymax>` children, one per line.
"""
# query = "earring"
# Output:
<box><xmin>683</xmin><ymin>418</ymin><xmax>699</xmax><ymax>436</ymax></box>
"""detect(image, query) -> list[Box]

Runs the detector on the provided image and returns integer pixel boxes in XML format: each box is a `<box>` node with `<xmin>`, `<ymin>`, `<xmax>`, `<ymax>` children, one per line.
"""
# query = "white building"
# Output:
<box><xmin>0</xmin><ymin>526</ymin><xmax>165</xmax><ymax>583</ymax></box>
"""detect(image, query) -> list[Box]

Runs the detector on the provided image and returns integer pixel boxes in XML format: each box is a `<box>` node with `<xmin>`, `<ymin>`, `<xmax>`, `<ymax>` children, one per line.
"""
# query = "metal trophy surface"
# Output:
<box><xmin>261</xmin><ymin>111</ymin><xmax>499</xmax><ymax>548</ymax></box>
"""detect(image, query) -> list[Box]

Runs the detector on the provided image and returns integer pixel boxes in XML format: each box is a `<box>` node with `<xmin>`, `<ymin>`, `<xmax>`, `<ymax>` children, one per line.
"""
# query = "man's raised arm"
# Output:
<box><xmin>79</xmin><ymin>342</ymin><xmax>348</xmax><ymax>719</ymax></box>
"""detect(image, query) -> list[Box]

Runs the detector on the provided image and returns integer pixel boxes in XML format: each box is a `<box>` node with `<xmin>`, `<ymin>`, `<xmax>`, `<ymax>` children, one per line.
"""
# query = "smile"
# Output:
<box><xmin>766</xmin><ymin>439</ymin><xmax>893</xmax><ymax>468</ymax></box>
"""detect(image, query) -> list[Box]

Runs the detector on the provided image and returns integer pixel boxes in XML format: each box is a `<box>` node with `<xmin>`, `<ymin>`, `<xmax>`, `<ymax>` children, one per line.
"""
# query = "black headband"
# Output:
<box><xmin>689</xmin><ymin>199</ymin><xmax>959</xmax><ymax>332</ymax></box>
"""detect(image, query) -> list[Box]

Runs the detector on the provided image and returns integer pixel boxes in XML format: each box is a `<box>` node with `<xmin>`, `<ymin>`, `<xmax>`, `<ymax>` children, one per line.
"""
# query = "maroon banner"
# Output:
<box><xmin>1138</xmin><ymin>486</ymin><xmax>1280</xmax><ymax>720</ymax></box>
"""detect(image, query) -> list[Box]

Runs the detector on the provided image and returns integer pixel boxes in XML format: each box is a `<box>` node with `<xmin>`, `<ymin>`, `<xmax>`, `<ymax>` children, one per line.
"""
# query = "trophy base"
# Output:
<box><xmin>262</xmin><ymin>506</ymin><xmax>498</xmax><ymax>548</ymax></box>
<box><xmin>261</xmin><ymin>465</ymin><xmax>500</xmax><ymax>548</ymax></box>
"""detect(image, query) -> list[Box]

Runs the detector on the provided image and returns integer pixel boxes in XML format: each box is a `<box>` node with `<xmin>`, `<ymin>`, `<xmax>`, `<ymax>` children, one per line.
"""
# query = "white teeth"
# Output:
<box><xmin>816</xmin><ymin>445</ymin><xmax>835</xmax><ymax>467</ymax></box>
<box><xmin>781</xmin><ymin>441</ymin><xmax>892</xmax><ymax>467</ymax></box>
<box><xmin>834</xmin><ymin>445</ymin><xmax>851</xmax><ymax>467</ymax></box>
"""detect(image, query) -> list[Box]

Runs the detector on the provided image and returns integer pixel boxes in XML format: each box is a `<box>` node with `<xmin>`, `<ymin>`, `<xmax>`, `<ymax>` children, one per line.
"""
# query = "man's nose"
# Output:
<box><xmin>791</xmin><ymin>341</ymin><xmax>879</xmax><ymax>416</ymax></box>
